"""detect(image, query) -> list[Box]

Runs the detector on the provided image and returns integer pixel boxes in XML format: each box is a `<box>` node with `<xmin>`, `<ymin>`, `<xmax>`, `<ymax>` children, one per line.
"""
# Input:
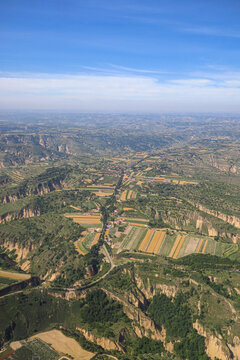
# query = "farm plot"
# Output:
<box><xmin>130</xmin><ymin>222</ymin><xmax>147</xmax><ymax>227</ymax></box>
<box><xmin>120</xmin><ymin>226</ymin><xmax>147</xmax><ymax>250</ymax></box>
<box><xmin>115</xmin><ymin>222</ymin><xmax>232</xmax><ymax>259</ymax></box>
<box><xmin>127</xmin><ymin>190</ymin><xmax>136</xmax><ymax>200</ymax></box>
<box><xmin>123</xmin><ymin>207</ymin><xmax>136</xmax><ymax>212</ymax></box>
<box><xmin>91</xmin><ymin>232</ymin><xmax>101</xmax><ymax>246</ymax></box>
<box><xmin>93</xmin><ymin>191</ymin><xmax>113</xmax><ymax>197</ymax></box>
<box><xmin>65</xmin><ymin>213</ymin><xmax>102</xmax><ymax>227</ymax></box>
<box><xmin>138</xmin><ymin>229</ymin><xmax>155</xmax><ymax>251</ymax></box>
<box><xmin>83</xmin><ymin>233</ymin><xmax>95</xmax><ymax>249</ymax></box>
<box><xmin>160</xmin><ymin>234</ymin><xmax>231</xmax><ymax>258</ymax></box>
<box><xmin>120</xmin><ymin>190</ymin><xmax>137</xmax><ymax>201</ymax></box>
<box><xmin>10</xmin><ymin>338</ymin><xmax>59</xmax><ymax>360</ymax></box>
<box><xmin>120</xmin><ymin>190</ymin><xmax>127</xmax><ymax>201</ymax></box>
<box><xmin>70</xmin><ymin>205</ymin><xmax>81</xmax><ymax>211</ymax></box>
<box><xmin>146</xmin><ymin>230</ymin><xmax>166</xmax><ymax>254</ymax></box>
<box><xmin>0</xmin><ymin>270</ymin><xmax>30</xmax><ymax>281</ymax></box>
<box><xmin>215</xmin><ymin>241</ymin><xmax>235</xmax><ymax>257</ymax></box>
<box><xmin>30</xmin><ymin>330</ymin><xmax>94</xmax><ymax>360</ymax></box>
<box><xmin>168</xmin><ymin>235</ymin><xmax>185</xmax><ymax>258</ymax></box>
<box><xmin>74</xmin><ymin>238</ymin><xmax>87</xmax><ymax>255</ymax></box>
<box><xmin>120</xmin><ymin>217</ymin><xmax>148</xmax><ymax>225</ymax></box>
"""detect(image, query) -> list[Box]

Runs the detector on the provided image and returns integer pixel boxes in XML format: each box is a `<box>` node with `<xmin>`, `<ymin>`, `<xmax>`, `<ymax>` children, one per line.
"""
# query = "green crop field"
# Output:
<box><xmin>11</xmin><ymin>339</ymin><xmax>59</xmax><ymax>360</ymax></box>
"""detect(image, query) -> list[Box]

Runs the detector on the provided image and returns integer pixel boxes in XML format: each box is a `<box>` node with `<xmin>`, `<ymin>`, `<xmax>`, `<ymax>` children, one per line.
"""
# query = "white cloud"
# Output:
<box><xmin>0</xmin><ymin>71</ymin><xmax>240</xmax><ymax>112</ymax></box>
<box><xmin>183</xmin><ymin>26</ymin><xmax>240</xmax><ymax>38</ymax></box>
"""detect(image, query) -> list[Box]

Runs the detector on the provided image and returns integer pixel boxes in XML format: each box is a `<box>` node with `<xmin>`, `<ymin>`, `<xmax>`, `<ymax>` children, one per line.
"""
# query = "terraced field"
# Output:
<box><xmin>120</xmin><ymin>190</ymin><xmax>136</xmax><ymax>201</ymax></box>
<box><xmin>114</xmin><ymin>226</ymin><xmax>234</xmax><ymax>259</ymax></box>
<box><xmin>65</xmin><ymin>213</ymin><xmax>102</xmax><ymax>227</ymax></box>
<box><xmin>119</xmin><ymin>217</ymin><xmax>148</xmax><ymax>225</ymax></box>
<box><xmin>93</xmin><ymin>191</ymin><xmax>113</xmax><ymax>197</ymax></box>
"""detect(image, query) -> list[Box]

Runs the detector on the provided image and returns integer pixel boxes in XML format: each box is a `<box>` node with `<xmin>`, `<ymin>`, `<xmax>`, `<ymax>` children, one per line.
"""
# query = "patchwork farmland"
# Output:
<box><xmin>120</xmin><ymin>190</ymin><xmax>136</xmax><ymax>201</ymax></box>
<box><xmin>74</xmin><ymin>230</ymin><xmax>101</xmax><ymax>256</ymax></box>
<box><xmin>112</xmin><ymin>225</ymin><xmax>235</xmax><ymax>259</ymax></box>
<box><xmin>135</xmin><ymin>174</ymin><xmax>198</xmax><ymax>186</ymax></box>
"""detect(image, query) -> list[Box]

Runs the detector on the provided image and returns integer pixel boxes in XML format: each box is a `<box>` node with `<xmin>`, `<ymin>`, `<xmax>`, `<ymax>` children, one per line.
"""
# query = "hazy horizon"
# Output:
<box><xmin>1</xmin><ymin>0</ymin><xmax>240</xmax><ymax>112</ymax></box>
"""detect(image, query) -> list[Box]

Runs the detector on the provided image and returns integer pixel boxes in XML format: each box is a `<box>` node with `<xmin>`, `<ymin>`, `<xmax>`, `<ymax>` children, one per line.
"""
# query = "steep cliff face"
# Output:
<box><xmin>193</xmin><ymin>320</ymin><xmax>240</xmax><ymax>360</ymax></box>
<box><xmin>77</xmin><ymin>327</ymin><xmax>124</xmax><ymax>352</ymax></box>
<box><xmin>2</xmin><ymin>194</ymin><xmax>21</xmax><ymax>203</ymax></box>
<box><xmin>1</xmin><ymin>182</ymin><xmax>63</xmax><ymax>204</ymax></box>
<box><xmin>196</xmin><ymin>204</ymin><xmax>240</xmax><ymax>229</ymax></box>
<box><xmin>163</xmin><ymin>210</ymin><xmax>239</xmax><ymax>242</ymax></box>
<box><xmin>102</xmin><ymin>288</ymin><xmax>166</xmax><ymax>343</ymax></box>
<box><xmin>1</xmin><ymin>239</ymin><xmax>36</xmax><ymax>261</ymax></box>
<box><xmin>208</xmin><ymin>155</ymin><xmax>238</xmax><ymax>174</ymax></box>
<box><xmin>0</xmin><ymin>208</ymin><xmax>40</xmax><ymax>224</ymax></box>
<box><xmin>135</xmin><ymin>274</ymin><xmax>178</xmax><ymax>299</ymax></box>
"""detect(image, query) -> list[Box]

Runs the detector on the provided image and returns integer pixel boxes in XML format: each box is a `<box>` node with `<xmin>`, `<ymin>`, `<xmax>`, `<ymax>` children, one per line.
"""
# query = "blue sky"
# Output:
<box><xmin>1</xmin><ymin>0</ymin><xmax>240</xmax><ymax>112</ymax></box>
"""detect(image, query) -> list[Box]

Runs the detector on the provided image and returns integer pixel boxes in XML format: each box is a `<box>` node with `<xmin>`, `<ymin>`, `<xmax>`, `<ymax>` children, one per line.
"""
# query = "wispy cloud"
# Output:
<box><xmin>183</xmin><ymin>26</ymin><xmax>240</xmax><ymax>38</ymax></box>
<box><xmin>109</xmin><ymin>64</ymin><xmax>169</xmax><ymax>75</ymax></box>
<box><xmin>0</xmin><ymin>70</ymin><xmax>240</xmax><ymax>112</ymax></box>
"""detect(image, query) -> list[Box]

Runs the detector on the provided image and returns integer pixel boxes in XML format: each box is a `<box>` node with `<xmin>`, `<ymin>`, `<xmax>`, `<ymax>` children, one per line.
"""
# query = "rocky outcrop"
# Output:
<box><xmin>193</xmin><ymin>320</ymin><xmax>240</xmax><ymax>360</ymax></box>
<box><xmin>0</xmin><ymin>208</ymin><xmax>40</xmax><ymax>224</ymax></box>
<box><xmin>102</xmin><ymin>288</ymin><xmax>166</xmax><ymax>342</ymax></box>
<box><xmin>2</xmin><ymin>194</ymin><xmax>21</xmax><ymax>203</ymax></box>
<box><xmin>196</xmin><ymin>204</ymin><xmax>240</xmax><ymax>229</ymax></box>
<box><xmin>228</xmin><ymin>337</ymin><xmax>240</xmax><ymax>360</ymax></box>
<box><xmin>77</xmin><ymin>327</ymin><xmax>124</xmax><ymax>352</ymax></box>
<box><xmin>135</xmin><ymin>274</ymin><xmax>178</xmax><ymax>299</ymax></box>
<box><xmin>1</xmin><ymin>182</ymin><xmax>63</xmax><ymax>204</ymax></box>
<box><xmin>1</xmin><ymin>239</ymin><xmax>36</xmax><ymax>261</ymax></box>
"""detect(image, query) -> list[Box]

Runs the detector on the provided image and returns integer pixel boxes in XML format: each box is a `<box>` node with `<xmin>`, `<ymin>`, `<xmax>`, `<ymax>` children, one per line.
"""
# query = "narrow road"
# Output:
<box><xmin>2</xmin><ymin>172</ymin><xmax>123</xmax><ymax>296</ymax></box>
<box><xmin>103</xmin><ymin>244</ymin><xmax>115</xmax><ymax>269</ymax></box>
<box><xmin>57</xmin><ymin>245</ymin><xmax>116</xmax><ymax>291</ymax></box>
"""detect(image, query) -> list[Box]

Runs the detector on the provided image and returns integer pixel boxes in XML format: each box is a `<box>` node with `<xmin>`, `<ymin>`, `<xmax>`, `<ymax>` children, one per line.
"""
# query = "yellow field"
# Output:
<box><xmin>65</xmin><ymin>214</ymin><xmax>100</xmax><ymax>219</ymax></box>
<box><xmin>154</xmin><ymin>231</ymin><xmax>166</xmax><ymax>254</ymax></box>
<box><xmin>136</xmin><ymin>181</ymin><xmax>142</xmax><ymax>186</ymax></box>
<box><xmin>123</xmin><ymin>207</ymin><xmax>135</xmax><ymax>211</ymax></box>
<box><xmin>127</xmin><ymin>190</ymin><xmax>132</xmax><ymax>199</ymax></box>
<box><xmin>138</xmin><ymin>229</ymin><xmax>154</xmax><ymax>251</ymax></box>
<box><xmin>147</xmin><ymin>231</ymin><xmax>160</xmax><ymax>253</ymax></box>
<box><xmin>120</xmin><ymin>190</ymin><xmax>127</xmax><ymax>201</ymax></box>
<box><xmin>130</xmin><ymin>223</ymin><xmax>147</xmax><ymax>227</ymax></box>
<box><xmin>74</xmin><ymin>240</ymin><xmax>86</xmax><ymax>255</ymax></box>
<box><xmin>65</xmin><ymin>214</ymin><xmax>101</xmax><ymax>224</ymax></box>
<box><xmin>172</xmin><ymin>235</ymin><xmax>186</xmax><ymax>259</ymax></box>
<box><xmin>70</xmin><ymin>205</ymin><xmax>81</xmax><ymax>210</ymax></box>
<box><xmin>0</xmin><ymin>270</ymin><xmax>31</xmax><ymax>281</ymax></box>
<box><xmin>179</xmin><ymin>180</ymin><xmax>198</xmax><ymax>185</ymax></box>
<box><xmin>169</xmin><ymin>235</ymin><xmax>182</xmax><ymax>257</ymax></box>
<box><xmin>146</xmin><ymin>230</ymin><xmax>166</xmax><ymax>254</ymax></box>
<box><xmin>92</xmin><ymin>233</ymin><xmax>100</xmax><ymax>246</ymax></box>
<box><xmin>73</xmin><ymin>218</ymin><xmax>101</xmax><ymax>224</ymax></box>
<box><xmin>202</xmin><ymin>240</ymin><xmax>208</xmax><ymax>254</ymax></box>
<box><xmin>196</xmin><ymin>239</ymin><xmax>204</xmax><ymax>254</ymax></box>
<box><xmin>30</xmin><ymin>330</ymin><xmax>94</xmax><ymax>360</ymax></box>
<box><xmin>94</xmin><ymin>192</ymin><xmax>113</xmax><ymax>197</ymax></box>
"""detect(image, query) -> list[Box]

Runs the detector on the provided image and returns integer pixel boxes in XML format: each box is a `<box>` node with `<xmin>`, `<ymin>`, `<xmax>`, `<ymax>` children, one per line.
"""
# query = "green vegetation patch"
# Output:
<box><xmin>11</xmin><ymin>338</ymin><xmax>59</xmax><ymax>360</ymax></box>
